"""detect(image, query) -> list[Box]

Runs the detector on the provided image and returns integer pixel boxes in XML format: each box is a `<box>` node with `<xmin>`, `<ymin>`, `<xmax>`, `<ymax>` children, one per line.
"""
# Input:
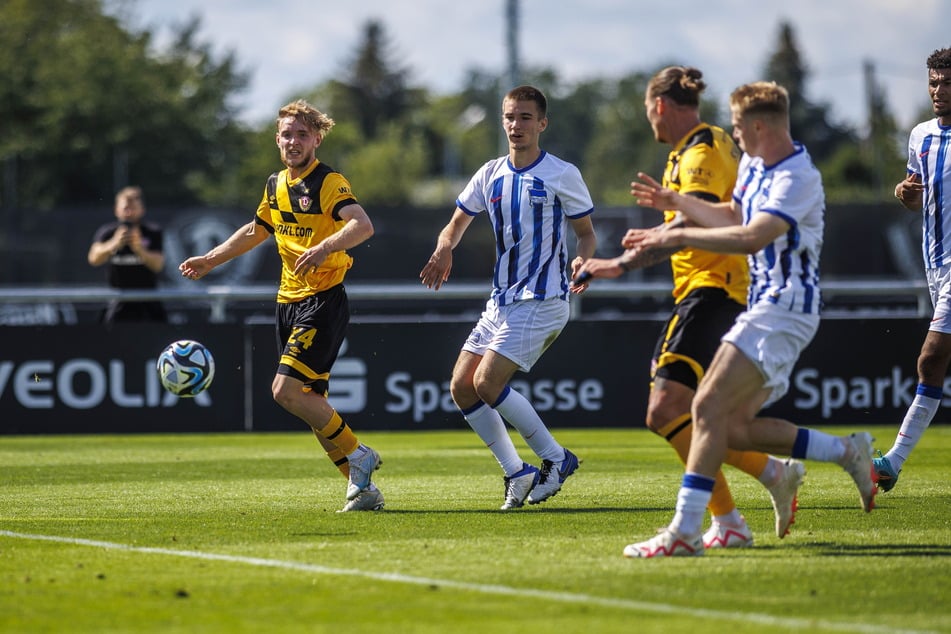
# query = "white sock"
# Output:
<box><xmin>492</xmin><ymin>386</ymin><xmax>563</xmax><ymax>462</ymax></box>
<box><xmin>886</xmin><ymin>386</ymin><xmax>940</xmax><ymax>471</ymax></box>
<box><xmin>801</xmin><ymin>429</ymin><xmax>847</xmax><ymax>463</ymax></box>
<box><xmin>462</xmin><ymin>400</ymin><xmax>523</xmax><ymax>476</ymax></box>
<box><xmin>670</xmin><ymin>474</ymin><xmax>714</xmax><ymax>536</ymax></box>
<box><xmin>712</xmin><ymin>509</ymin><xmax>745</xmax><ymax>527</ymax></box>
<box><xmin>757</xmin><ymin>456</ymin><xmax>783</xmax><ymax>487</ymax></box>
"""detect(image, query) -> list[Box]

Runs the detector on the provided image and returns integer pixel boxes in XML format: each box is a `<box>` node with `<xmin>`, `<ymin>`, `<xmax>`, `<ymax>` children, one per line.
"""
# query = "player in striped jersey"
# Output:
<box><xmin>875</xmin><ymin>47</ymin><xmax>951</xmax><ymax>493</ymax></box>
<box><xmin>576</xmin><ymin>66</ymin><xmax>804</xmax><ymax>548</ymax></box>
<box><xmin>420</xmin><ymin>85</ymin><xmax>597</xmax><ymax>510</ymax></box>
<box><xmin>622</xmin><ymin>82</ymin><xmax>876</xmax><ymax>558</ymax></box>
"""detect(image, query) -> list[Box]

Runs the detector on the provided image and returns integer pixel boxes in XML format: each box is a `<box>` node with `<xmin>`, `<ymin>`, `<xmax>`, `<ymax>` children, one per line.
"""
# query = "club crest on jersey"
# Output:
<box><xmin>528</xmin><ymin>188</ymin><xmax>548</xmax><ymax>206</ymax></box>
<box><xmin>299</xmin><ymin>196</ymin><xmax>313</xmax><ymax>211</ymax></box>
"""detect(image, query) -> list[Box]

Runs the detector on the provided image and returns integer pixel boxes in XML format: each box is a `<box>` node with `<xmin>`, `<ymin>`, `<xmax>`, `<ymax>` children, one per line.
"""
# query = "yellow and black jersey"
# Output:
<box><xmin>662</xmin><ymin>123</ymin><xmax>748</xmax><ymax>306</ymax></box>
<box><xmin>255</xmin><ymin>159</ymin><xmax>358</xmax><ymax>303</ymax></box>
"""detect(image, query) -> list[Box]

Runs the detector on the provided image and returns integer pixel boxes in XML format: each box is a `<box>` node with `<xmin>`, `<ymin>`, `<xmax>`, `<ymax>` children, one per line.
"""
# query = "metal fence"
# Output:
<box><xmin>0</xmin><ymin>278</ymin><xmax>932</xmax><ymax>324</ymax></box>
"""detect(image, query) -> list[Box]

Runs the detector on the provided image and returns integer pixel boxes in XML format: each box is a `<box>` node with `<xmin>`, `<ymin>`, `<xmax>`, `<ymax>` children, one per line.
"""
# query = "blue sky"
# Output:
<box><xmin>113</xmin><ymin>0</ymin><xmax>945</xmax><ymax>131</ymax></box>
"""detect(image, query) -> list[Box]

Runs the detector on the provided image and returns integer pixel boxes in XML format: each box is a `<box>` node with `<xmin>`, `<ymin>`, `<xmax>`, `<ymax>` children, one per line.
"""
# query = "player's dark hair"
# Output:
<box><xmin>648</xmin><ymin>66</ymin><xmax>706</xmax><ymax>107</ymax></box>
<box><xmin>116</xmin><ymin>185</ymin><xmax>144</xmax><ymax>206</ymax></box>
<box><xmin>927</xmin><ymin>48</ymin><xmax>951</xmax><ymax>70</ymax></box>
<box><xmin>505</xmin><ymin>85</ymin><xmax>548</xmax><ymax>119</ymax></box>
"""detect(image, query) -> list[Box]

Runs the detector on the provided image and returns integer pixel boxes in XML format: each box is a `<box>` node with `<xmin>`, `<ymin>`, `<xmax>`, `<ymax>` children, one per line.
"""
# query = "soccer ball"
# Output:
<box><xmin>157</xmin><ymin>339</ymin><xmax>215</xmax><ymax>397</ymax></box>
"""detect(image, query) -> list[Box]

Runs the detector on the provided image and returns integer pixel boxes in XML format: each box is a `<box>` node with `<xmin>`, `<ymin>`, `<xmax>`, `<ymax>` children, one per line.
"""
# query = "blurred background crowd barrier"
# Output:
<box><xmin>0</xmin><ymin>202</ymin><xmax>938</xmax><ymax>433</ymax></box>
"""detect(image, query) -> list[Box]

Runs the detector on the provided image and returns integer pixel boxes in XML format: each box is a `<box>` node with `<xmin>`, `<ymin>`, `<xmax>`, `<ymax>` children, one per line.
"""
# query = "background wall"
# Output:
<box><xmin>0</xmin><ymin>318</ymin><xmax>934</xmax><ymax>434</ymax></box>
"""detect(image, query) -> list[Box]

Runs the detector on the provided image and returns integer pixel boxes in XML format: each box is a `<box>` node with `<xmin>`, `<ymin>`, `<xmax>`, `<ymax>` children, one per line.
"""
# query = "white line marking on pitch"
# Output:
<box><xmin>0</xmin><ymin>530</ymin><xmax>935</xmax><ymax>634</ymax></box>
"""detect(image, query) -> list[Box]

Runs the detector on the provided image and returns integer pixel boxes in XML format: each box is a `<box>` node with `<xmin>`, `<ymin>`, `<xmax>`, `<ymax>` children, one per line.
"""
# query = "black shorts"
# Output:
<box><xmin>651</xmin><ymin>287</ymin><xmax>744</xmax><ymax>390</ymax></box>
<box><xmin>275</xmin><ymin>284</ymin><xmax>349</xmax><ymax>394</ymax></box>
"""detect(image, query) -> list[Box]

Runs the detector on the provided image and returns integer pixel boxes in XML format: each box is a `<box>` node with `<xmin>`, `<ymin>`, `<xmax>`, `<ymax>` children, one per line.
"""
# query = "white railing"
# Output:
<box><xmin>0</xmin><ymin>279</ymin><xmax>931</xmax><ymax>322</ymax></box>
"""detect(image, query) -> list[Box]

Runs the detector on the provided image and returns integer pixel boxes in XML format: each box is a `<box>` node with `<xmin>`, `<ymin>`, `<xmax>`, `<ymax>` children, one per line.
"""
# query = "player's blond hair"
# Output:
<box><xmin>730</xmin><ymin>81</ymin><xmax>789</xmax><ymax>124</ymax></box>
<box><xmin>276</xmin><ymin>99</ymin><xmax>335</xmax><ymax>137</ymax></box>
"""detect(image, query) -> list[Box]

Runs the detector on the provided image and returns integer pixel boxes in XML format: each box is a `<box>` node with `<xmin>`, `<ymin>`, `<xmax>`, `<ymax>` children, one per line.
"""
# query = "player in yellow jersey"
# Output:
<box><xmin>576</xmin><ymin>67</ymin><xmax>804</xmax><ymax>546</ymax></box>
<box><xmin>179</xmin><ymin>99</ymin><xmax>384</xmax><ymax>512</ymax></box>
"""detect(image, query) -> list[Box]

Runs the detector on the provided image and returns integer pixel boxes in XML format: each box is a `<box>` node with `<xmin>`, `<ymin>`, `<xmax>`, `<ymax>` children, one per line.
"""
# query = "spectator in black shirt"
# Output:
<box><xmin>87</xmin><ymin>186</ymin><xmax>167</xmax><ymax>323</ymax></box>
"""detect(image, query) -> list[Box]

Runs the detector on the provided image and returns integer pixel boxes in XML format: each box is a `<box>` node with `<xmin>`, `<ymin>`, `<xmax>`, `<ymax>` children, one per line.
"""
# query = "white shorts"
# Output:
<box><xmin>721</xmin><ymin>301</ymin><xmax>819</xmax><ymax>407</ymax></box>
<box><xmin>462</xmin><ymin>298</ymin><xmax>569</xmax><ymax>372</ymax></box>
<box><xmin>926</xmin><ymin>264</ymin><xmax>951</xmax><ymax>334</ymax></box>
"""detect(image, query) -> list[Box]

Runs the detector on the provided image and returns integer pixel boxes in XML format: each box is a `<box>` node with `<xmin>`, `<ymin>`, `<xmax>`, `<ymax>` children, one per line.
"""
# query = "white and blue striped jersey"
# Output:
<box><xmin>906</xmin><ymin>118</ymin><xmax>951</xmax><ymax>269</ymax></box>
<box><xmin>733</xmin><ymin>143</ymin><xmax>824</xmax><ymax>315</ymax></box>
<box><xmin>456</xmin><ymin>151</ymin><xmax>595</xmax><ymax>305</ymax></box>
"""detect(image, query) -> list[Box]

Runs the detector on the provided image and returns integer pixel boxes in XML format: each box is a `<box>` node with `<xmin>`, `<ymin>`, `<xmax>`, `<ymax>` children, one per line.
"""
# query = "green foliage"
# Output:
<box><xmin>583</xmin><ymin>72</ymin><xmax>660</xmax><ymax>206</ymax></box>
<box><xmin>0</xmin><ymin>0</ymin><xmax>248</xmax><ymax>208</ymax></box>
<box><xmin>343</xmin><ymin>124</ymin><xmax>429</xmax><ymax>205</ymax></box>
<box><xmin>1</xmin><ymin>427</ymin><xmax>949</xmax><ymax>633</ymax></box>
<box><xmin>0</xmin><ymin>9</ymin><xmax>912</xmax><ymax>211</ymax></box>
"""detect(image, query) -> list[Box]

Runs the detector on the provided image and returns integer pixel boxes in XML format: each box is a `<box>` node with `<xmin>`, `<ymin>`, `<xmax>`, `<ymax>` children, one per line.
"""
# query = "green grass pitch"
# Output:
<box><xmin>1</xmin><ymin>426</ymin><xmax>949</xmax><ymax>634</ymax></box>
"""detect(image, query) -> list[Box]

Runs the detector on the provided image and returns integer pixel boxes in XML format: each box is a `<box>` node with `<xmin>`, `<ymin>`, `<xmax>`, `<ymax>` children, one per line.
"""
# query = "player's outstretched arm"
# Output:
<box><xmin>631</xmin><ymin>172</ymin><xmax>737</xmax><ymax>228</ymax></box>
<box><xmin>420</xmin><ymin>208</ymin><xmax>473</xmax><ymax>291</ymax></box>
<box><xmin>180</xmin><ymin>221</ymin><xmax>267</xmax><ymax>281</ymax></box>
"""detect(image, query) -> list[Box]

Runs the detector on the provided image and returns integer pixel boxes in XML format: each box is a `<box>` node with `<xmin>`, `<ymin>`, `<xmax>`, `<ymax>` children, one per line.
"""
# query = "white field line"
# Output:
<box><xmin>0</xmin><ymin>529</ymin><xmax>937</xmax><ymax>634</ymax></box>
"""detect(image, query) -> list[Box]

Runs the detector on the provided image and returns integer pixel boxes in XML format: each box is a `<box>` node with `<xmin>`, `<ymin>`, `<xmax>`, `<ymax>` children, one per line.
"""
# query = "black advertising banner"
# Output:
<box><xmin>0</xmin><ymin>318</ymin><xmax>937</xmax><ymax>434</ymax></box>
<box><xmin>248</xmin><ymin>321</ymin><xmax>656</xmax><ymax>432</ymax></box>
<box><xmin>0</xmin><ymin>324</ymin><xmax>245</xmax><ymax>433</ymax></box>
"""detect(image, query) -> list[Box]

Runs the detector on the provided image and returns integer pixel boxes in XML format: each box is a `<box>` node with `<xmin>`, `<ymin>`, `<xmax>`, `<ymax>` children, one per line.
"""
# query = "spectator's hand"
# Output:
<box><xmin>110</xmin><ymin>225</ymin><xmax>131</xmax><ymax>252</ymax></box>
<box><xmin>126</xmin><ymin>226</ymin><xmax>146</xmax><ymax>254</ymax></box>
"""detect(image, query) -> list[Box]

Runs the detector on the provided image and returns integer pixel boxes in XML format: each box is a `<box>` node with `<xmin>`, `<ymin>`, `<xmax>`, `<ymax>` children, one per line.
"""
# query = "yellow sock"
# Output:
<box><xmin>656</xmin><ymin>414</ymin><xmax>737</xmax><ymax>518</ymax></box>
<box><xmin>315</xmin><ymin>410</ymin><xmax>360</xmax><ymax>456</ymax></box>
<box><xmin>725</xmin><ymin>448</ymin><xmax>769</xmax><ymax>480</ymax></box>
<box><xmin>313</xmin><ymin>429</ymin><xmax>350</xmax><ymax>477</ymax></box>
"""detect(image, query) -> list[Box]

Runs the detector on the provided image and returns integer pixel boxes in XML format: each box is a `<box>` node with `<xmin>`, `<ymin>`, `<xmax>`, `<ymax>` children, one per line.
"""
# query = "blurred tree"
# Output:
<box><xmin>284</xmin><ymin>21</ymin><xmax>430</xmax><ymax>205</ymax></box>
<box><xmin>763</xmin><ymin>22</ymin><xmax>854</xmax><ymax>165</ymax></box>
<box><xmin>331</xmin><ymin>20</ymin><xmax>425</xmax><ymax>139</ymax></box>
<box><xmin>582</xmin><ymin>72</ymin><xmax>657</xmax><ymax>206</ymax></box>
<box><xmin>820</xmin><ymin>60</ymin><xmax>905</xmax><ymax>202</ymax></box>
<box><xmin>0</xmin><ymin>0</ymin><xmax>248</xmax><ymax>210</ymax></box>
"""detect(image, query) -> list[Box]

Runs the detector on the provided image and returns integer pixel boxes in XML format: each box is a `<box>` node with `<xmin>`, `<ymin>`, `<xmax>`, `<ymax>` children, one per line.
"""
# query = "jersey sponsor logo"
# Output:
<box><xmin>276</xmin><ymin>224</ymin><xmax>314</xmax><ymax>238</ymax></box>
